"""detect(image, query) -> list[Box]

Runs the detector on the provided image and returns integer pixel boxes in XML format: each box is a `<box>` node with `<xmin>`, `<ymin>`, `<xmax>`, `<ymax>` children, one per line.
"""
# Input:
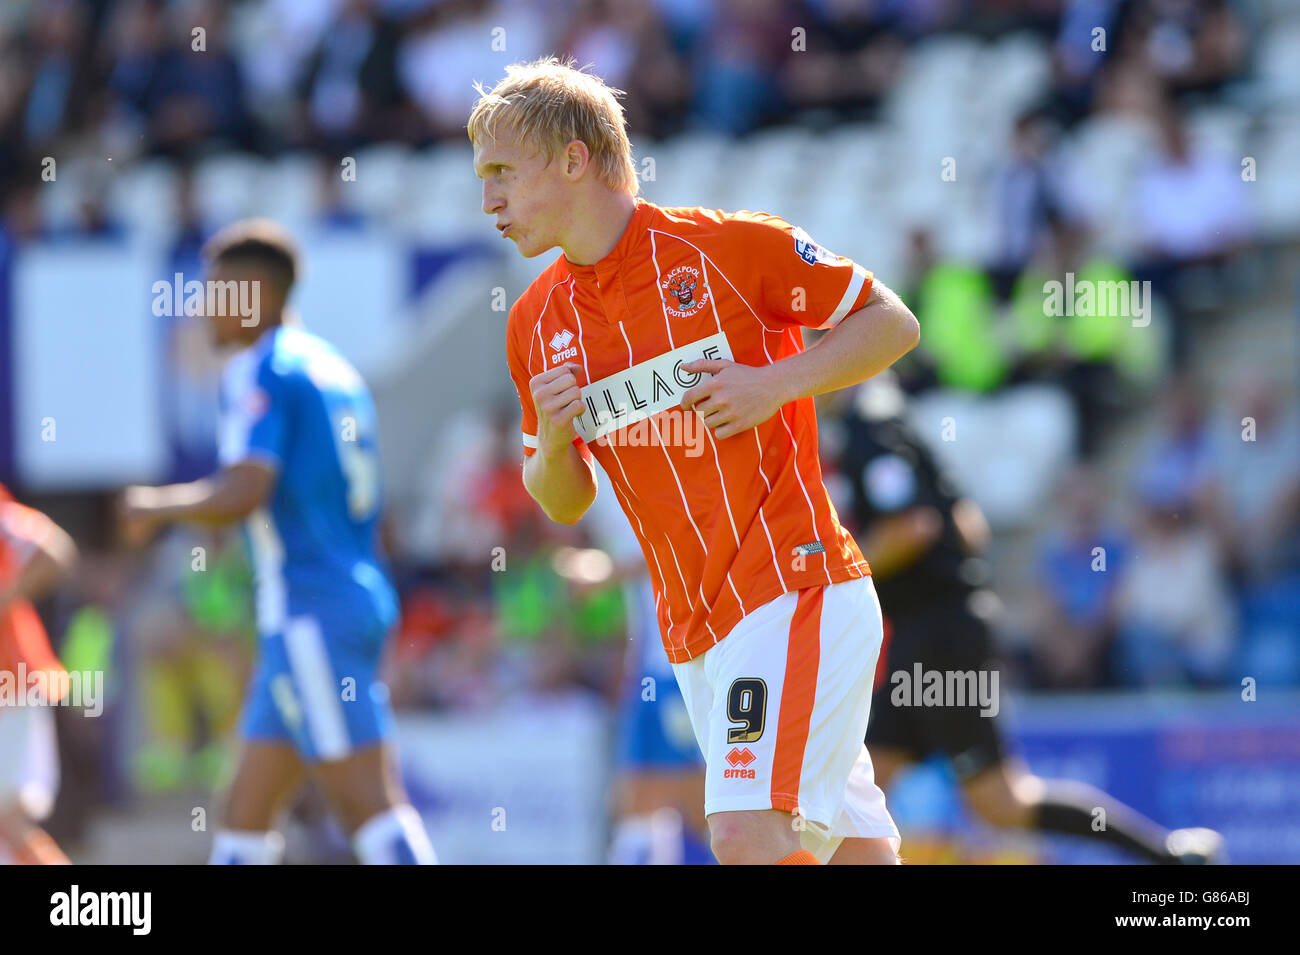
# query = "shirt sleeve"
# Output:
<box><xmin>738</xmin><ymin>213</ymin><xmax>874</xmax><ymax>330</ymax></box>
<box><xmin>218</xmin><ymin>356</ymin><xmax>288</xmax><ymax>469</ymax></box>
<box><xmin>507</xmin><ymin>304</ymin><xmax>589</xmax><ymax>461</ymax></box>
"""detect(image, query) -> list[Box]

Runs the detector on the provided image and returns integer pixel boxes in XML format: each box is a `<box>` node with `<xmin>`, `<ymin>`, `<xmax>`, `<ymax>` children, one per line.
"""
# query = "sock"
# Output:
<box><xmin>776</xmin><ymin>849</ymin><xmax>821</xmax><ymax>865</ymax></box>
<box><xmin>610</xmin><ymin>810</ymin><xmax>687</xmax><ymax>865</ymax></box>
<box><xmin>209</xmin><ymin>829</ymin><xmax>285</xmax><ymax>865</ymax></box>
<box><xmin>647</xmin><ymin>808</ymin><xmax>685</xmax><ymax>865</ymax></box>
<box><xmin>352</xmin><ymin>805</ymin><xmax>437</xmax><ymax>865</ymax></box>
<box><xmin>1031</xmin><ymin>781</ymin><xmax>1174</xmax><ymax>863</ymax></box>
<box><xmin>608</xmin><ymin>816</ymin><xmax>653</xmax><ymax>865</ymax></box>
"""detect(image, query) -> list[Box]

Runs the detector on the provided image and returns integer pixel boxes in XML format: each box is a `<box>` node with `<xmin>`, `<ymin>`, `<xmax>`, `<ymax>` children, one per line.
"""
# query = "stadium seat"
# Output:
<box><xmin>194</xmin><ymin>154</ymin><xmax>268</xmax><ymax>230</ymax></box>
<box><xmin>908</xmin><ymin>384</ymin><xmax>1076</xmax><ymax>529</ymax></box>
<box><xmin>1257</xmin><ymin>22</ymin><xmax>1300</xmax><ymax>106</ymax></box>
<box><xmin>341</xmin><ymin>143</ymin><xmax>413</xmax><ymax>220</ymax></box>
<box><xmin>1251</xmin><ymin>117</ymin><xmax>1300</xmax><ymax>239</ymax></box>
<box><xmin>106</xmin><ymin>160</ymin><xmax>181</xmax><ymax>242</ymax></box>
<box><xmin>256</xmin><ymin>152</ymin><xmax>322</xmax><ymax>229</ymax></box>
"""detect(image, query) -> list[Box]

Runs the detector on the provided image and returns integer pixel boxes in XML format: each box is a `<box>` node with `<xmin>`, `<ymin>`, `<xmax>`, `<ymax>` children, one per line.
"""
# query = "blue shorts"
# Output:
<box><xmin>241</xmin><ymin>601</ymin><xmax>394</xmax><ymax>763</ymax></box>
<box><xmin>616</xmin><ymin>666</ymin><xmax>705</xmax><ymax>771</ymax></box>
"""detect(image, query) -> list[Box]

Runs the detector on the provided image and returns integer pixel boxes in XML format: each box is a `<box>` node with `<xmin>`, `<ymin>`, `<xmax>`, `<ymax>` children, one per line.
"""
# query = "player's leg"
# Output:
<box><xmin>210</xmin><ymin>627</ymin><xmax>311</xmax><ymax>863</ymax></box>
<box><xmin>609</xmin><ymin>662</ymin><xmax>709</xmax><ymax>864</ymax></box>
<box><xmin>707</xmin><ymin>808</ymin><xmax>803</xmax><ymax>864</ymax></box>
<box><xmin>0</xmin><ymin>704</ymin><xmax>70</xmax><ymax>864</ymax></box>
<box><xmin>310</xmin><ymin>740</ymin><xmax>435</xmax><ymax>864</ymax></box>
<box><xmin>962</xmin><ymin>756</ymin><xmax>1225</xmax><ymax>863</ymax></box>
<box><xmin>273</xmin><ymin>613</ymin><xmax>435</xmax><ymax>864</ymax></box>
<box><xmin>701</xmin><ymin>578</ymin><xmax>899</xmax><ymax>865</ymax></box>
<box><xmin>611</xmin><ymin>769</ymin><xmax>708</xmax><ymax>865</ymax></box>
<box><xmin>0</xmin><ymin>810</ymin><xmax>70</xmax><ymax>864</ymax></box>
<box><xmin>210</xmin><ymin>739</ymin><xmax>305</xmax><ymax>864</ymax></box>
<box><xmin>827</xmin><ymin>837</ymin><xmax>900</xmax><ymax>864</ymax></box>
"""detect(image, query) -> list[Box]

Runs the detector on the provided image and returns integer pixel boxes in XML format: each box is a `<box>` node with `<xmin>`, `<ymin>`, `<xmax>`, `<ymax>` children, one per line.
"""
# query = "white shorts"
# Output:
<box><xmin>0</xmin><ymin>704</ymin><xmax>60</xmax><ymax>821</ymax></box>
<box><xmin>673</xmin><ymin>575</ymin><xmax>901</xmax><ymax>862</ymax></box>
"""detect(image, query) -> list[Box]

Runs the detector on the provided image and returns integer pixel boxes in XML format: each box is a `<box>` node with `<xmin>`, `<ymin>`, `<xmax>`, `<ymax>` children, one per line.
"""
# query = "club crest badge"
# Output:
<box><xmin>660</xmin><ymin>265</ymin><xmax>710</xmax><ymax>319</ymax></box>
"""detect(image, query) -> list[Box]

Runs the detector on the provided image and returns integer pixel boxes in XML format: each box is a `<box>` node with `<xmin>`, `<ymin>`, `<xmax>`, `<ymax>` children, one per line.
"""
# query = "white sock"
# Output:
<box><xmin>352</xmin><ymin>805</ymin><xmax>437</xmax><ymax>865</ymax></box>
<box><xmin>609</xmin><ymin>810</ymin><xmax>685</xmax><ymax>865</ymax></box>
<box><xmin>647</xmin><ymin>807</ymin><xmax>685</xmax><ymax>865</ymax></box>
<box><xmin>209</xmin><ymin>829</ymin><xmax>285</xmax><ymax>865</ymax></box>
<box><xmin>609</xmin><ymin>816</ymin><xmax>653</xmax><ymax>865</ymax></box>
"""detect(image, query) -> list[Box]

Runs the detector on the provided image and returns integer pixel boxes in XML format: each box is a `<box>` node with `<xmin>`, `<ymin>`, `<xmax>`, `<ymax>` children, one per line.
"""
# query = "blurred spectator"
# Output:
<box><xmin>1030</xmin><ymin>467</ymin><xmax>1128</xmax><ymax>688</ymax></box>
<box><xmin>988</xmin><ymin>112</ymin><xmax>1068</xmax><ymax>301</ymax></box>
<box><xmin>690</xmin><ymin>0</ymin><xmax>793</xmax><ymax>134</ymax></box>
<box><xmin>1133</xmin><ymin>375</ymin><xmax>1215</xmax><ymax>514</ymax></box>
<box><xmin>15</xmin><ymin>0</ymin><xmax>95</xmax><ymax>152</ymax></box>
<box><xmin>782</xmin><ymin>0</ymin><xmax>905</xmax><ymax>122</ymax></box>
<box><xmin>1114</xmin><ymin>491</ymin><xmax>1234</xmax><ymax>687</ymax></box>
<box><xmin>1131</xmin><ymin>106</ymin><xmax>1251</xmax><ymax>349</ymax></box>
<box><xmin>109</xmin><ymin>0</ymin><xmax>255</xmax><ymax>158</ymax></box>
<box><xmin>297</xmin><ymin>0</ymin><xmax>406</xmax><ymax>152</ymax></box>
<box><xmin>1199</xmin><ymin>377</ymin><xmax>1300</xmax><ymax>684</ymax></box>
<box><xmin>398</xmin><ymin>0</ymin><xmax>552</xmax><ymax>140</ymax></box>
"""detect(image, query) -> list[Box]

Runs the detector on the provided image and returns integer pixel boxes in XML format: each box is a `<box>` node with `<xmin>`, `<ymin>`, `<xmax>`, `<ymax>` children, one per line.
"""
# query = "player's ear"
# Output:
<box><xmin>564</xmin><ymin>139</ymin><xmax>590</xmax><ymax>180</ymax></box>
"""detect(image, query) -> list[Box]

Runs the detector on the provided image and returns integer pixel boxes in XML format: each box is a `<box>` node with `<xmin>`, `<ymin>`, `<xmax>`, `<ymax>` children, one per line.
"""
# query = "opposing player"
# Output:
<box><xmin>120</xmin><ymin>220</ymin><xmax>436</xmax><ymax>864</ymax></box>
<box><xmin>471</xmin><ymin>58</ymin><xmax>918</xmax><ymax>864</ymax></box>
<box><xmin>840</xmin><ymin>373</ymin><xmax>1226</xmax><ymax>863</ymax></box>
<box><xmin>0</xmin><ymin>484</ymin><xmax>78</xmax><ymax>865</ymax></box>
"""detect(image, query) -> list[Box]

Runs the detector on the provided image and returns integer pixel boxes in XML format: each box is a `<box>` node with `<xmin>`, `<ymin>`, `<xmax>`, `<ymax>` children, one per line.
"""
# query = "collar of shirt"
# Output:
<box><xmin>563</xmin><ymin>196</ymin><xmax>653</xmax><ymax>287</ymax></box>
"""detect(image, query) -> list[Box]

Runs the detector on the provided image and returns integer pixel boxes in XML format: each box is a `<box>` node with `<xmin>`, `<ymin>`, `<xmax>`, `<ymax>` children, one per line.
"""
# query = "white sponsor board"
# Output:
<box><xmin>395</xmin><ymin>695</ymin><xmax>610</xmax><ymax>864</ymax></box>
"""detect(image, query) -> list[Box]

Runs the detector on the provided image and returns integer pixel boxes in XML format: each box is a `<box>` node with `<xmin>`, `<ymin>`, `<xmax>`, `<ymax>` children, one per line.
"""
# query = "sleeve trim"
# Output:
<box><xmin>821</xmin><ymin>263</ymin><xmax>871</xmax><ymax>329</ymax></box>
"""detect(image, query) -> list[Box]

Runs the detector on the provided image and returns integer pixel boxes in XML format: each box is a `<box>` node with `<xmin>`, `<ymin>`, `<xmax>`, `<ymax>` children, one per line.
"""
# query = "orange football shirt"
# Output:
<box><xmin>0</xmin><ymin>487</ymin><xmax>65</xmax><ymax>681</ymax></box>
<box><xmin>506</xmin><ymin>199</ymin><xmax>875</xmax><ymax>663</ymax></box>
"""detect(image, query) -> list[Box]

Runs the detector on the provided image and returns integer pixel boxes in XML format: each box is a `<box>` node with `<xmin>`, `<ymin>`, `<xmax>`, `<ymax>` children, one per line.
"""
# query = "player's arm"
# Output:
<box><xmin>522</xmin><ymin>363</ymin><xmax>597</xmax><ymax>525</ymax></box>
<box><xmin>776</xmin><ymin>281</ymin><xmax>920</xmax><ymax>401</ymax></box>
<box><xmin>858</xmin><ymin>507</ymin><xmax>942</xmax><ymax>578</ymax></box>
<box><xmin>681</xmin><ymin>213</ymin><xmax>919</xmax><ymax>435</ymax></box>
<box><xmin>860</xmin><ymin>496</ymin><xmax>988</xmax><ymax>578</ymax></box>
<box><xmin>120</xmin><ymin>462</ymin><xmax>276</xmax><ymax>543</ymax></box>
<box><xmin>0</xmin><ymin>506</ymin><xmax>79</xmax><ymax>610</ymax></box>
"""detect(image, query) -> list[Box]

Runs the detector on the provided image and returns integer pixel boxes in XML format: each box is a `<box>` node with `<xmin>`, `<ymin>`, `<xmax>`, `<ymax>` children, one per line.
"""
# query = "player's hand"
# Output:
<box><xmin>680</xmin><ymin>358</ymin><xmax>785</xmax><ymax>439</ymax></box>
<box><xmin>530</xmin><ymin>363</ymin><xmax>586</xmax><ymax>456</ymax></box>
<box><xmin>118</xmin><ymin>485</ymin><xmax>163</xmax><ymax>547</ymax></box>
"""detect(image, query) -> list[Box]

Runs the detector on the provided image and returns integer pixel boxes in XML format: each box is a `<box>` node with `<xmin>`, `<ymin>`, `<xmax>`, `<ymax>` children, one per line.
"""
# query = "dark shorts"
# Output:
<box><xmin>867</xmin><ymin>596</ymin><xmax>1006</xmax><ymax>781</ymax></box>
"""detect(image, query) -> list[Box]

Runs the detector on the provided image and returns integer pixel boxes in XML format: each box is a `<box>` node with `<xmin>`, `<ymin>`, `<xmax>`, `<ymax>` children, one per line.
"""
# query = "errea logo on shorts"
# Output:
<box><xmin>724</xmin><ymin>747</ymin><xmax>757</xmax><ymax>779</ymax></box>
<box><xmin>549</xmin><ymin>329</ymin><xmax>578</xmax><ymax>365</ymax></box>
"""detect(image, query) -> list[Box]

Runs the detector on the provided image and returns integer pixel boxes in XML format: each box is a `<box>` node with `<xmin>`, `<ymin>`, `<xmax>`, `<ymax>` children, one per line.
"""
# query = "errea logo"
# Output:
<box><xmin>723</xmin><ymin>747</ymin><xmax>757</xmax><ymax>779</ymax></box>
<box><xmin>549</xmin><ymin>329</ymin><xmax>578</xmax><ymax>365</ymax></box>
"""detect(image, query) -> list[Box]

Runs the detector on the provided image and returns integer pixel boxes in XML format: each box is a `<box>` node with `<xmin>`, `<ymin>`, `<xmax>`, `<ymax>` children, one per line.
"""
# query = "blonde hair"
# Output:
<box><xmin>468</xmin><ymin>56</ymin><xmax>638</xmax><ymax>196</ymax></box>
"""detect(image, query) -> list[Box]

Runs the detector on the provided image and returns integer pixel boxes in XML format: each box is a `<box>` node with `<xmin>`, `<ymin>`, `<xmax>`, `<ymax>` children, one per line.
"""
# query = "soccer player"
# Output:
<box><xmin>120</xmin><ymin>220</ymin><xmax>436</xmax><ymax>865</ymax></box>
<box><xmin>0</xmin><ymin>484</ymin><xmax>78</xmax><ymax>865</ymax></box>
<box><xmin>470</xmin><ymin>58</ymin><xmax>919</xmax><ymax>865</ymax></box>
<box><xmin>840</xmin><ymin>372</ymin><xmax>1225</xmax><ymax>863</ymax></box>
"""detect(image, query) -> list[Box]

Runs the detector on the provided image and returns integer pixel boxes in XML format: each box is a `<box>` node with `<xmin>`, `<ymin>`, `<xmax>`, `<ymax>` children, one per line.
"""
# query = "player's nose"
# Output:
<box><xmin>482</xmin><ymin>182</ymin><xmax>503</xmax><ymax>216</ymax></box>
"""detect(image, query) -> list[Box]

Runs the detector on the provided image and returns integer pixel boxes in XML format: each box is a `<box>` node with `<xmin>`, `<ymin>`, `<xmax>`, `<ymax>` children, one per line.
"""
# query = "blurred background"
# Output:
<box><xmin>0</xmin><ymin>0</ymin><xmax>1297</xmax><ymax>863</ymax></box>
